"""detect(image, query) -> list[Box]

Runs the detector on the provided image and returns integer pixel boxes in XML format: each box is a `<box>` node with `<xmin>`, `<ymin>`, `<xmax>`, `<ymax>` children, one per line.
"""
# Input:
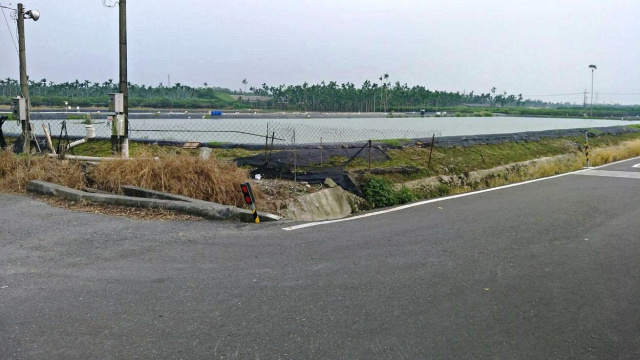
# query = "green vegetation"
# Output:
<box><xmin>3</xmin><ymin>77</ymin><xmax>637</xmax><ymax>116</ymax></box>
<box><xmin>5</xmin><ymin>129</ymin><xmax>640</xmax><ymax>212</ymax></box>
<box><xmin>65</xmin><ymin>114</ymin><xmax>87</xmax><ymax>120</ymax></box>
<box><xmin>346</xmin><ymin>131</ymin><xmax>640</xmax><ymax>184</ymax></box>
<box><xmin>376</xmin><ymin>138</ymin><xmax>411</xmax><ymax>147</ymax></box>
<box><xmin>0</xmin><ymin>78</ymin><xmax>242</xmax><ymax>109</ymax></box>
<box><xmin>207</xmin><ymin>141</ymin><xmax>232</xmax><ymax>147</ymax></box>
<box><xmin>362</xmin><ymin>176</ymin><xmax>413</xmax><ymax>208</ymax></box>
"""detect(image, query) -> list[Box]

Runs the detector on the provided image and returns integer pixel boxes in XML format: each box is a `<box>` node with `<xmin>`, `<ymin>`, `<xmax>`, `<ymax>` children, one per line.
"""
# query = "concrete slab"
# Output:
<box><xmin>27</xmin><ymin>180</ymin><xmax>281</xmax><ymax>222</ymax></box>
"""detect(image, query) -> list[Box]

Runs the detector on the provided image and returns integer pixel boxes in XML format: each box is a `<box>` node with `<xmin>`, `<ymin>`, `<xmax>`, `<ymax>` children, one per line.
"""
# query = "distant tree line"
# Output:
<box><xmin>1</xmin><ymin>76</ymin><xmax>637</xmax><ymax>116</ymax></box>
<box><xmin>0</xmin><ymin>77</ymin><xmax>239</xmax><ymax>108</ymax></box>
<box><xmin>247</xmin><ymin>79</ymin><xmax>537</xmax><ymax>112</ymax></box>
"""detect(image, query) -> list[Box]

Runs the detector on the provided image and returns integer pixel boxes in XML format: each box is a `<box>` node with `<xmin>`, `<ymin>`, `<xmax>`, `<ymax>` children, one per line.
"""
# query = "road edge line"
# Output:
<box><xmin>282</xmin><ymin>155</ymin><xmax>640</xmax><ymax>231</ymax></box>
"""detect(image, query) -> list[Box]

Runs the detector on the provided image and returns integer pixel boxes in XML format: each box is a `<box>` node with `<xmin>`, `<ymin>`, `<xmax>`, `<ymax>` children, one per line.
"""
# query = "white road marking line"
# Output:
<box><xmin>632</xmin><ymin>163</ymin><xmax>640</xmax><ymax>168</ymax></box>
<box><xmin>282</xmin><ymin>155</ymin><xmax>640</xmax><ymax>231</ymax></box>
<box><xmin>576</xmin><ymin>170</ymin><xmax>640</xmax><ymax>179</ymax></box>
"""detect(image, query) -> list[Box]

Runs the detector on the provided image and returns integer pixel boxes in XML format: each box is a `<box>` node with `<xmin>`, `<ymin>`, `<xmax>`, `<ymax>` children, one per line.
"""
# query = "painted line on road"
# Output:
<box><xmin>632</xmin><ymin>163</ymin><xmax>640</xmax><ymax>168</ymax></box>
<box><xmin>282</xmin><ymin>156</ymin><xmax>640</xmax><ymax>231</ymax></box>
<box><xmin>575</xmin><ymin>170</ymin><xmax>640</xmax><ymax>180</ymax></box>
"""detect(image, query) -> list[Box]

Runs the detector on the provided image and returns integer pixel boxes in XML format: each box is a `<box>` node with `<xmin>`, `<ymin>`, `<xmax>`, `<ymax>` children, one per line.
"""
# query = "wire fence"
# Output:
<box><xmin>2</xmin><ymin>115</ymin><xmax>439</xmax><ymax>147</ymax></box>
<box><xmin>1</xmin><ymin>114</ymin><xmax>439</xmax><ymax>187</ymax></box>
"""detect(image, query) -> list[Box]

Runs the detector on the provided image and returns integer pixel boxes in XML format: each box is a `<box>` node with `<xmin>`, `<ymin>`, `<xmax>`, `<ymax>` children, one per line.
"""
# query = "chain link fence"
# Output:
<box><xmin>2</xmin><ymin>114</ymin><xmax>438</xmax><ymax>146</ymax></box>
<box><xmin>2</xmin><ymin>114</ymin><xmax>439</xmax><ymax>187</ymax></box>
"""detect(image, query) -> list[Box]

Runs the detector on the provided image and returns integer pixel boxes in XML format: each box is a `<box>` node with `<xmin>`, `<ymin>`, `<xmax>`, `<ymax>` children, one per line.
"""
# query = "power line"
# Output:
<box><xmin>524</xmin><ymin>92</ymin><xmax>640</xmax><ymax>97</ymax></box>
<box><xmin>522</xmin><ymin>92</ymin><xmax>584</xmax><ymax>97</ymax></box>
<box><xmin>0</xmin><ymin>2</ymin><xmax>19</xmax><ymax>55</ymax></box>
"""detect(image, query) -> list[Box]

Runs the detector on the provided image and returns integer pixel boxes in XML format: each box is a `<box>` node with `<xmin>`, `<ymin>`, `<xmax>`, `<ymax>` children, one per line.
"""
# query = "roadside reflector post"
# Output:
<box><xmin>585</xmin><ymin>130</ymin><xmax>590</xmax><ymax>168</ymax></box>
<box><xmin>240</xmin><ymin>182</ymin><xmax>260</xmax><ymax>223</ymax></box>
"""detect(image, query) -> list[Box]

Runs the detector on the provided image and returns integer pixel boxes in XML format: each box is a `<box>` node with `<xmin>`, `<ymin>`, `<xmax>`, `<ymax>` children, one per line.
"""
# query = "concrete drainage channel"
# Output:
<box><xmin>26</xmin><ymin>180</ymin><xmax>282</xmax><ymax>222</ymax></box>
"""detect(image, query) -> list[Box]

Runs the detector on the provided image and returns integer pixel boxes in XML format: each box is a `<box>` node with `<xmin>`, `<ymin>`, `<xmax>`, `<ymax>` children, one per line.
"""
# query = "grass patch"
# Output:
<box><xmin>0</xmin><ymin>149</ymin><xmax>259</xmax><ymax>208</ymax></box>
<box><xmin>71</xmin><ymin>140</ymin><xmax>191</xmax><ymax>157</ymax></box>
<box><xmin>4</xmin><ymin>129</ymin><xmax>640</xmax><ymax>214</ymax></box>
<box><xmin>361</xmin><ymin>176</ymin><xmax>413</xmax><ymax>208</ymax></box>
<box><xmin>90</xmin><ymin>153</ymin><xmax>257</xmax><ymax>207</ymax></box>
<box><xmin>376</xmin><ymin>138</ymin><xmax>411</xmax><ymax>147</ymax></box>
<box><xmin>0</xmin><ymin>150</ymin><xmax>85</xmax><ymax>193</ymax></box>
<box><xmin>590</xmin><ymin>139</ymin><xmax>640</xmax><ymax>166</ymax></box>
<box><xmin>66</xmin><ymin>114</ymin><xmax>87</xmax><ymax>120</ymax></box>
<box><xmin>207</xmin><ymin>141</ymin><xmax>232</xmax><ymax>147</ymax></box>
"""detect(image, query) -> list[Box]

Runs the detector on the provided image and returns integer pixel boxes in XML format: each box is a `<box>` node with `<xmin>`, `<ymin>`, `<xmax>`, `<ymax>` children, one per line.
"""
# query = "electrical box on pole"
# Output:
<box><xmin>12</xmin><ymin>97</ymin><xmax>27</xmax><ymax>121</ymax></box>
<box><xmin>108</xmin><ymin>93</ymin><xmax>124</xmax><ymax>113</ymax></box>
<box><xmin>108</xmin><ymin>93</ymin><xmax>126</xmax><ymax>138</ymax></box>
<box><xmin>115</xmin><ymin>114</ymin><xmax>126</xmax><ymax>136</ymax></box>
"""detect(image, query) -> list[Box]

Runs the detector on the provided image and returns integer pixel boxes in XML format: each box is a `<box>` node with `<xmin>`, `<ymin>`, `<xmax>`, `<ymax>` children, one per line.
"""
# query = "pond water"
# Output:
<box><xmin>4</xmin><ymin>116</ymin><xmax>640</xmax><ymax>144</ymax></box>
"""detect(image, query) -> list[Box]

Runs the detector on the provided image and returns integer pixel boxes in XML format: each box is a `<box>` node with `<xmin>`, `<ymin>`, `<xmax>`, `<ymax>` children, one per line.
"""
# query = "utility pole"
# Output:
<box><xmin>583</xmin><ymin>89</ymin><xmax>588</xmax><ymax>109</ymax></box>
<box><xmin>17</xmin><ymin>3</ymin><xmax>32</xmax><ymax>154</ymax></box>
<box><xmin>119</xmin><ymin>0</ymin><xmax>129</xmax><ymax>158</ymax></box>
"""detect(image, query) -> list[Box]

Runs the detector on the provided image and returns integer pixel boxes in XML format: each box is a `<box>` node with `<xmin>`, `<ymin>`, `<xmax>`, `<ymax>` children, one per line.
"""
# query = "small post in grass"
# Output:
<box><xmin>264</xmin><ymin>123</ymin><xmax>269</xmax><ymax>163</ymax></box>
<box><xmin>368</xmin><ymin>139</ymin><xmax>372</xmax><ymax>171</ymax></box>
<box><xmin>240</xmin><ymin>182</ymin><xmax>260</xmax><ymax>224</ymax></box>
<box><xmin>319</xmin><ymin>137</ymin><xmax>323</xmax><ymax>166</ymax></box>
<box><xmin>585</xmin><ymin>130</ymin><xmax>590</xmax><ymax>168</ymax></box>
<box><xmin>428</xmin><ymin>134</ymin><xmax>435</xmax><ymax>168</ymax></box>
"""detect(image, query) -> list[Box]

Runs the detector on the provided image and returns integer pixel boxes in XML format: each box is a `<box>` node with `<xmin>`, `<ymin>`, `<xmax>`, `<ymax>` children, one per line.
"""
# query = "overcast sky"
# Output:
<box><xmin>1</xmin><ymin>0</ymin><xmax>639</xmax><ymax>104</ymax></box>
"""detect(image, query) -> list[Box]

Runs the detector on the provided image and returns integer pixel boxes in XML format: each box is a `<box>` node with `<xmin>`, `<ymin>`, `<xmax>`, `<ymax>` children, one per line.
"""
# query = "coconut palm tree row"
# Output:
<box><xmin>0</xmin><ymin>76</ymin><xmax>542</xmax><ymax>110</ymax></box>
<box><xmin>249</xmin><ymin>79</ymin><xmax>535</xmax><ymax>112</ymax></box>
<box><xmin>0</xmin><ymin>78</ymin><xmax>235</xmax><ymax>100</ymax></box>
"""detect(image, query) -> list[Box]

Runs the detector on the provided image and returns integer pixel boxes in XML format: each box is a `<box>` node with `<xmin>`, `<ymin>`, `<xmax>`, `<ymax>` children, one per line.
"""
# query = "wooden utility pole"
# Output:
<box><xmin>17</xmin><ymin>3</ymin><xmax>32</xmax><ymax>154</ymax></box>
<box><xmin>119</xmin><ymin>0</ymin><xmax>129</xmax><ymax>158</ymax></box>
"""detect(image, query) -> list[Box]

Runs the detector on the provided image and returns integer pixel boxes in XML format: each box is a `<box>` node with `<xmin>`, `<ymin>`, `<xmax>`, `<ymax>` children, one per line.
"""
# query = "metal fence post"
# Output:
<box><xmin>368</xmin><ymin>139</ymin><xmax>372</xmax><ymax>171</ymax></box>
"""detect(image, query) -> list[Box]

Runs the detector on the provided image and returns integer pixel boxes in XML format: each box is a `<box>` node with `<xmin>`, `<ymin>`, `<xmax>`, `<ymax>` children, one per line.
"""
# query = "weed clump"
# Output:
<box><xmin>362</xmin><ymin>176</ymin><xmax>413</xmax><ymax>209</ymax></box>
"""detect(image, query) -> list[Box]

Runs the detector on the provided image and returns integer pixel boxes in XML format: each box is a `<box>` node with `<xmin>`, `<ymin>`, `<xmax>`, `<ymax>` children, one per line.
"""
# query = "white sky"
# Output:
<box><xmin>1</xmin><ymin>0</ymin><xmax>639</xmax><ymax>104</ymax></box>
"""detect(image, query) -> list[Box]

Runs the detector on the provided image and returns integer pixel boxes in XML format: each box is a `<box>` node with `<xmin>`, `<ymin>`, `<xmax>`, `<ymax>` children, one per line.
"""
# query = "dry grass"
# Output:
<box><xmin>590</xmin><ymin>139</ymin><xmax>640</xmax><ymax>166</ymax></box>
<box><xmin>0</xmin><ymin>150</ymin><xmax>259</xmax><ymax>208</ymax></box>
<box><xmin>0</xmin><ymin>150</ymin><xmax>85</xmax><ymax>193</ymax></box>
<box><xmin>482</xmin><ymin>154</ymin><xmax>584</xmax><ymax>189</ymax></box>
<box><xmin>3</xmin><ymin>137</ymin><xmax>640</xmax><ymax>216</ymax></box>
<box><xmin>89</xmin><ymin>151</ymin><xmax>259</xmax><ymax>208</ymax></box>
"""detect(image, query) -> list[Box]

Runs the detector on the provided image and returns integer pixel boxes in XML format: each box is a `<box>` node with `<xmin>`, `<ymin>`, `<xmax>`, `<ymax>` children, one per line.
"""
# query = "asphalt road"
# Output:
<box><xmin>2</xmin><ymin>158</ymin><xmax>640</xmax><ymax>359</ymax></box>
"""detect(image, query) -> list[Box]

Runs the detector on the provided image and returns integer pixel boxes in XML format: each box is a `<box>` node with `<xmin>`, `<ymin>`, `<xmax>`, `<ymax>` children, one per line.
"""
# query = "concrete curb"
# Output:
<box><xmin>27</xmin><ymin>181</ymin><xmax>281</xmax><ymax>222</ymax></box>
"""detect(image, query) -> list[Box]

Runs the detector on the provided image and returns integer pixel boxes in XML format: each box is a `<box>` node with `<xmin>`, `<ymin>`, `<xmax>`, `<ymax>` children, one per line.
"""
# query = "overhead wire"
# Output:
<box><xmin>0</xmin><ymin>2</ymin><xmax>19</xmax><ymax>55</ymax></box>
<box><xmin>522</xmin><ymin>92</ymin><xmax>584</xmax><ymax>97</ymax></box>
<box><xmin>598</xmin><ymin>93</ymin><xmax>640</xmax><ymax>96</ymax></box>
<box><xmin>523</xmin><ymin>92</ymin><xmax>640</xmax><ymax>98</ymax></box>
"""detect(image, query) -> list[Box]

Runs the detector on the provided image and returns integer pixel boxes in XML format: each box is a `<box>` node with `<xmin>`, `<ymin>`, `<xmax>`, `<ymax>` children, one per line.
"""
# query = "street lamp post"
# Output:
<box><xmin>589</xmin><ymin>64</ymin><xmax>597</xmax><ymax>117</ymax></box>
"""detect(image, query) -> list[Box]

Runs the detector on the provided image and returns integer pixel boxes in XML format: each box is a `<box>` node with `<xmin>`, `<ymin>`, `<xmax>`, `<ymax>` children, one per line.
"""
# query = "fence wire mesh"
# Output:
<box><xmin>3</xmin><ymin>115</ymin><xmax>439</xmax><ymax>146</ymax></box>
<box><xmin>2</xmin><ymin>114</ymin><xmax>439</xmax><ymax>186</ymax></box>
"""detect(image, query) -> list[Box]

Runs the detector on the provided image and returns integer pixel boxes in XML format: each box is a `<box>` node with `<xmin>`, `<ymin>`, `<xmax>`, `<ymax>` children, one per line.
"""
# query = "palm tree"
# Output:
<box><xmin>242</xmin><ymin>79</ymin><xmax>248</xmax><ymax>93</ymax></box>
<box><xmin>490</xmin><ymin>87</ymin><xmax>496</xmax><ymax>106</ymax></box>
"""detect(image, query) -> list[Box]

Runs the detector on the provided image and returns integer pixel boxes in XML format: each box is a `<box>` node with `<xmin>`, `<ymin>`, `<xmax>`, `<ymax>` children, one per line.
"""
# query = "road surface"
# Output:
<box><xmin>1</xmin><ymin>158</ymin><xmax>640</xmax><ymax>359</ymax></box>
